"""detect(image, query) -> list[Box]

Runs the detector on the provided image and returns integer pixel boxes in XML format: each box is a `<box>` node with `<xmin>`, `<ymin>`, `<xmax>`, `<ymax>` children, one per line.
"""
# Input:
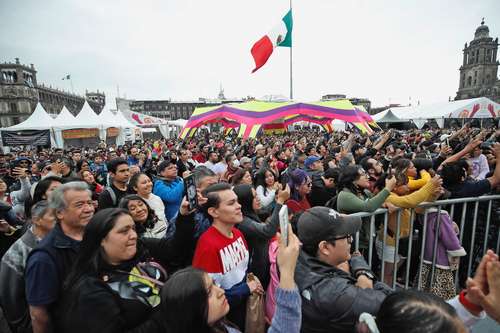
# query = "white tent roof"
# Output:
<box><xmin>377</xmin><ymin>97</ymin><xmax>499</xmax><ymax>122</ymax></box>
<box><xmin>98</xmin><ymin>107</ymin><xmax>121</xmax><ymax>128</ymax></box>
<box><xmin>7</xmin><ymin>103</ymin><xmax>54</xmax><ymax>130</ymax></box>
<box><xmin>52</xmin><ymin>106</ymin><xmax>75</xmax><ymax>127</ymax></box>
<box><xmin>373</xmin><ymin>109</ymin><xmax>404</xmax><ymax>123</ymax></box>
<box><xmin>75</xmin><ymin>101</ymin><xmax>101</xmax><ymax>124</ymax></box>
<box><xmin>115</xmin><ymin>110</ymin><xmax>138</xmax><ymax>128</ymax></box>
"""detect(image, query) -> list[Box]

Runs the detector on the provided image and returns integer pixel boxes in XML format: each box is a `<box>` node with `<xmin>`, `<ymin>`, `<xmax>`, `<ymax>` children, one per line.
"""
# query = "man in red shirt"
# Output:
<box><xmin>192</xmin><ymin>183</ymin><xmax>263</xmax><ymax>328</ymax></box>
<box><xmin>193</xmin><ymin>144</ymin><xmax>209</xmax><ymax>164</ymax></box>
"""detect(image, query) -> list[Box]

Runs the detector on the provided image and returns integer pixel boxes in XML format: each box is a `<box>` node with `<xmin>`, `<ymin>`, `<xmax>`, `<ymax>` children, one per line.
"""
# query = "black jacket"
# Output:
<box><xmin>55</xmin><ymin>213</ymin><xmax>195</xmax><ymax>333</ymax></box>
<box><xmin>308</xmin><ymin>174</ymin><xmax>336</xmax><ymax>207</ymax></box>
<box><xmin>295</xmin><ymin>251</ymin><xmax>392</xmax><ymax>333</ymax></box>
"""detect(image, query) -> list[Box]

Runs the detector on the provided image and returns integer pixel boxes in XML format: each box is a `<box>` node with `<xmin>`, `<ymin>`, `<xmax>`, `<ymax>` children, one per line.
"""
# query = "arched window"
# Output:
<box><xmin>486</xmin><ymin>74</ymin><xmax>490</xmax><ymax>84</ymax></box>
<box><xmin>468</xmin><ymin>76</ymin><xmax>472</xmax><ymax>86</ymax></box>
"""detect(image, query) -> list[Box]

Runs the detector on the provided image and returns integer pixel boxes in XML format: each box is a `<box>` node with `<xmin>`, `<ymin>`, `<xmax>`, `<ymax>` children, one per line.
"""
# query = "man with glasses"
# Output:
<box><xmin>25</xmin><ymin>182</ymin><xmax>94</xmax><ymax>333</ymax></box>
<box><xmin>294</xmin><ymin>206</ymin><xmax>392</xmax><ymax>333</ymax></box>
<box><xmin>360</xmin><ymin>157</ymin><xmax>384</xmax><ymax>193</ymax></box>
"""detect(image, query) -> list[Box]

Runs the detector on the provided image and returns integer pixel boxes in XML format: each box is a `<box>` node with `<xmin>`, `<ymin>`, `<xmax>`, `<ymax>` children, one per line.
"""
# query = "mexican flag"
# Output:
<box><xmin>251</xmin><ymin>9</ymin><xmax>293</xmax><ymax>73</ymax></box>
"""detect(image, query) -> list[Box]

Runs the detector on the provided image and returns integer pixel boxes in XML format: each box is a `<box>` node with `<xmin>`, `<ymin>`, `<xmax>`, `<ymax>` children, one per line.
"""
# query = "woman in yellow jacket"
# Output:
<box><xmin>374</xmin><ymin>171</ymin><xmax>443</xmax><ymax>285</ymax></box>
<box><xmin>393</xmin><ymin>157</ymin><xmax>432</xmax><ymax>192</ymax></box>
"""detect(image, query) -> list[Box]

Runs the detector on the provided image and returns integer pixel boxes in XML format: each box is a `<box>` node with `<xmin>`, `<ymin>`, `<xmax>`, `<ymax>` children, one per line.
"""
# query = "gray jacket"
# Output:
<box><xmin>0</xmin><ymin>228</ymin><xmax>38</xmax><ymax>333</ymax></box>
<box><xmin>237</xmin><ymin>203</ymin><xmax>282</xmax><ymax>288</ymax></box>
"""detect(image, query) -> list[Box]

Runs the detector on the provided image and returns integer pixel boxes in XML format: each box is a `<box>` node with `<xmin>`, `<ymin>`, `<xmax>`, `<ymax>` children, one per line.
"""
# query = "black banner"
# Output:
<box><xmin>1</xmin><ymin>129</ymin><xmax>51</xmax><ymax>146</ymax></box>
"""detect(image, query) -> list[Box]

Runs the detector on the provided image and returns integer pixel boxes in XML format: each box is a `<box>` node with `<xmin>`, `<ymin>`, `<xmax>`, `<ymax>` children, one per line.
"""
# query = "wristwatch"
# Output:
<box><xmin>356</xmin><ymin>270</ymin><xmax>375</xmax><ymax>281</ymax></box>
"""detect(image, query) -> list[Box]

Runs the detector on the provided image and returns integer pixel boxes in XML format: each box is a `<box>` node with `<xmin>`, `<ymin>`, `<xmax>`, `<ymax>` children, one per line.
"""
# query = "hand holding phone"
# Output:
<box><xmin>185</xmin><ymin>174</ymin><xmax>198</xmax><ymax>211</ymax></box>
<box><xmin>279</xmin><ymin>205</ymin><xmax>289</xmax><ymax>246</ymax></box>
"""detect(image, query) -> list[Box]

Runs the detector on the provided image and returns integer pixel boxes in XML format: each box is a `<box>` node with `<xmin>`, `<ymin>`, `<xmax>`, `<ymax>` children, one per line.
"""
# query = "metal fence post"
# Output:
<box><xmin>405</xmin><ymin>209</ymin><xmax>415</xmax><ymax>289</ymax></box>
<box><xmin>467</xmin><ymin>201</ymin><xmax>480</xmax><ymax>278</ymax></box>
<box><xmin>417</xmin><ymin>209</ymin><xmax>429</xmax><ymax>291</ymax></box>
<box><xmin>430</xmin><ymin>205</ymin><xmax>443</xmax><ymax>290</ymax></box>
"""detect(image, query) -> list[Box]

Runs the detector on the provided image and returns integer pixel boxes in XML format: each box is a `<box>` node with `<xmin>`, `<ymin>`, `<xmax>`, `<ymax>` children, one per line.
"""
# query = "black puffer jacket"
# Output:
<box><xmin>294</xmin><ymin>251</ymin><xmax>392</xmax><ymax>333</ymax></box>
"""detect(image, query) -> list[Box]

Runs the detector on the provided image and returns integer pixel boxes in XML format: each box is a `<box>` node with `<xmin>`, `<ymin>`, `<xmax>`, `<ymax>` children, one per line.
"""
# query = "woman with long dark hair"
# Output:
<box><xmin>24</xmin><ymin>176</ymin><xmax>62</xmax><ymax>219</ymax></box>
<box><xmin>57</xmin><ymin>202</ymin><xmax>195</xmax><ymax>333</ymax></box>
<box><xmin>233</xmin><ymin>183</ymin><xmax>290</xmax><ymax>289</ymax></box>
<box><xmin>119</xmin><ymin>194</ymin><xmax>167</xmax><ymax>238</ymax></box>
<box><xmin>336</xmin><ymin>165</ymin><xmax>396</xmax><ymax>257</ymax></box>
<box><xmin>80</xmin><ymin>169</ymin><xmax>103</xmax><ymax>208</ymax></box>
<box><xmin>254</xmin><ymin>168</ymin><xmax>279</xmax><ymax>215</ymax></box>
<box><xmin>159</xmin><ymin>224</ymin><xmax>302</xmax><ymax>333</ymax></box>
<box><xmin>128</xmin><ymin>172</ymin><xmax>168</xmax><ymax>233</ymax></box>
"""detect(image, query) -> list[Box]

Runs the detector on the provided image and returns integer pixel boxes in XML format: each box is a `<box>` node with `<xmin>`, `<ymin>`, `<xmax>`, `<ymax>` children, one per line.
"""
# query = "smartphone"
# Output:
<box><xmin>279</xmin><ymin>205</ymin><xmax>289</xmax><ymax>246</ymax></box>
<box><xmin>185</xmin><ymin>174</ymin><xmax>198</xmax><ymax>211</ymax></box>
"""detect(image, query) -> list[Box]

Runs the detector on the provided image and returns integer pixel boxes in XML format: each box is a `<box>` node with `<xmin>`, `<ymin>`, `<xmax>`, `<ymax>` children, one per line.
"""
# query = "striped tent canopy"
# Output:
<box><xmin>180</xmin><ymin>99</ymin><xmax>377</xmax><ymax>139</ymax></box>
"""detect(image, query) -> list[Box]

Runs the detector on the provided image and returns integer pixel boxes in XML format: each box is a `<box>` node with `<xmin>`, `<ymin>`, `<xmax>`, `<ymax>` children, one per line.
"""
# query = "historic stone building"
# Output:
<box><xmin>0</xmin><ymin>58</ymin><xmax>105</xmax><ymax>128</ymax></box>
<box><xmin>455</xmin><ymin>19</ymin><xmax>500</xmax><ymax>103</ymax></box>
<box><xmin>118</xmin><ymin>88</ymin><xmax>244</xmax><ymax>121</ymax></box>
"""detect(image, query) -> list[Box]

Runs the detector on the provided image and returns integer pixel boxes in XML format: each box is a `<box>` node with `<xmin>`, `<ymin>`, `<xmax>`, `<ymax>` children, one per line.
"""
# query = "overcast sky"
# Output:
<box><xmin>1</xmin><ymin>0</ymin><xmax>499</xmax><ymax>107</ymax></box>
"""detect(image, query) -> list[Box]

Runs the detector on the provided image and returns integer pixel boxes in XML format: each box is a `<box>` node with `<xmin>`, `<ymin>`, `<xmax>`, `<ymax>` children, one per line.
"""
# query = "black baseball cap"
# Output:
<box><xmin>297</xmin><ymin>206</ymin><xmax>362</xmax><ymax>253</ymax></box>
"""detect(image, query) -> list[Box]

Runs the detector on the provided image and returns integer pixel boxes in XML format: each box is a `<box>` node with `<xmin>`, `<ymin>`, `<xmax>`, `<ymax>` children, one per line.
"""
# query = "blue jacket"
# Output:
<box><xmin>153</xmin><ymin>177</ymin><xmax>184</xmax><ymax>222</ymax></box>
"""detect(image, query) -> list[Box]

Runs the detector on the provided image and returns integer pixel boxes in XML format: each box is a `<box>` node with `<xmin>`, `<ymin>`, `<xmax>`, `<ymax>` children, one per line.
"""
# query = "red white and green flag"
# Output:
<box><xmin>251</xmin><ymin>9</ymin><xmax>293</xmax><ymax>73</ymax></box>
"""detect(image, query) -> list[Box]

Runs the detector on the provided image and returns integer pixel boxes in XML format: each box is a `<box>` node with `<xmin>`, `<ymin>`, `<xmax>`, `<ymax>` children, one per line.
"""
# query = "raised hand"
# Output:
<box><xmin>277</xmin><ymin>224</ymin><xmax>300</xmax><ymax>290</ymax></box>
<box><xmin>385</xmin><ymin>175</ymin><xmax>397</xmax><ymax>191</ymax></box>
<box><xmin>276</xmin><ymin>184</ymin><xmax>291</xmax><ymax>204</ymax></box>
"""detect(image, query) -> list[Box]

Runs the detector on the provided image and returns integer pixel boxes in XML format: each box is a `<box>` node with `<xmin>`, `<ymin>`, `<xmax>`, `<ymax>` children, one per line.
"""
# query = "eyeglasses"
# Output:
<box><xmin>328</xmin><ymin>234</ymin><xmax>353</xmax><ymax>244</ymax></box>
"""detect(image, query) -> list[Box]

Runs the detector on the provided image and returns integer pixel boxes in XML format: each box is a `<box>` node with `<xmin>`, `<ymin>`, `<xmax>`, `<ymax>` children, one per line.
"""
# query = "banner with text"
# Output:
<box><xmin>1</xmin><ymin>130</ymin><xmax>51</xmax><ymax>146</ymax></box>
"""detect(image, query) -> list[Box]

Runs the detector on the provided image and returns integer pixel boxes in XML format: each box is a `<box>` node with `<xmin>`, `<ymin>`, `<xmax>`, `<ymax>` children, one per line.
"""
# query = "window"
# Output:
<box><xmin>468</xmin><ymin>76</ymin><xmax>472</xmax><ymax>86</ymax></box>
<box><xmin>10</xmin><ymin>103</ymin><xmax>17</xmax><ymax>113</ymax></box>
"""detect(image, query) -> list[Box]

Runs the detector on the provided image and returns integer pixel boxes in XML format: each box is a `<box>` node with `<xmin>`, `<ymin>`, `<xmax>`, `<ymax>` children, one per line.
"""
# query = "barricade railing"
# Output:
<box><xmin>349</xmin><ymin>194</ymin><xmax>500</xmax><ymax>292</ymax></box>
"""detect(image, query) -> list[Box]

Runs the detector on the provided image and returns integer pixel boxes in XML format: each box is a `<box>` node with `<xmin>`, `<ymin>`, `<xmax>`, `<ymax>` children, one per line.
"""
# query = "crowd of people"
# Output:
<box><xmin>0</xmin><ymin>124</ymin><xmax>499</xmax><ymax>333</ymax></box>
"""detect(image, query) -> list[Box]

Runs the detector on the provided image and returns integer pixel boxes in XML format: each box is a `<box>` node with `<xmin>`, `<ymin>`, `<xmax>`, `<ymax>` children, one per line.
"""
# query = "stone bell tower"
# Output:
<box><xmin>455</xmin><ymin>19</ymin><xmax>499</xmax><ymax>103</ymax></box>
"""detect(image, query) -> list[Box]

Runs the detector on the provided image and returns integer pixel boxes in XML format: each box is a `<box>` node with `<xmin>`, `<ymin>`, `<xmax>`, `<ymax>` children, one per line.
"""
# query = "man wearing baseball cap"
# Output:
<box><xmin>294</xmin><ymin>206</ymin><xmax>392</xmax><ymax>333</ymax></box>
<box><xmin>304</xmin><ymin>155</ymin><xmax>323</xmax><ymax>177</ymax></box>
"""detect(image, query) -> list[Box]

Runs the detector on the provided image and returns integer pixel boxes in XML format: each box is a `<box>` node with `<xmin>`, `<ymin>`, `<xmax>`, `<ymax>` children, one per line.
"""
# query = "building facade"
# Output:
<box><xmin>455</xmin><ymin>20</ymin><xmax>500</xmax><ymax>103</ymax></box>
<box><xmin>118</xmin><ymin>94</ymin><xmax>244</xmax><ymax>121</ymax></box>
<box><xmin>321</xmin><ymin>94</ymin><xmax>372</xmax><ymax>113</ymax></box>
<box><xmin>0</xmin><ymin>58</ymin><xmax>105</xmax><ymax>128</ymax></box>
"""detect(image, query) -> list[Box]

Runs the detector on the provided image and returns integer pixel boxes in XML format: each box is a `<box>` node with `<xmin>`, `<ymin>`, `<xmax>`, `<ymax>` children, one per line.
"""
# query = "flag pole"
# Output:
<box><xmin>289</xmin><ymin>0</ymin><xmax>293</xmax><ymax>101</ymax></box>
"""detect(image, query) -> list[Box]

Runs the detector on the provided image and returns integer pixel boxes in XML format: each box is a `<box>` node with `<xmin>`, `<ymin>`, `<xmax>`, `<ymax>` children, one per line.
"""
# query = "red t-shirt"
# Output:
<box><xmin>192</xmin><ymin>226</ymin><xmax>249</xmax><ymax>289</ymax></box>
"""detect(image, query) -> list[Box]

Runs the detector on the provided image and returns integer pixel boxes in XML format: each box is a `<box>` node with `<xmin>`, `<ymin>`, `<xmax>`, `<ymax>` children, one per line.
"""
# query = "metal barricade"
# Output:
<box><xmin>350</xmin><ymin>194</ymin><xmax>500</xmax><ymax>292</ymax></box>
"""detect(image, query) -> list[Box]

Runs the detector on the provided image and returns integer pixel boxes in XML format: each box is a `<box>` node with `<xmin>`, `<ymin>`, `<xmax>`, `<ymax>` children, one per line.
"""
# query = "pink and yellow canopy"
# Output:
<box><xmin>180</xmin><ymin>100</ymin><xmax>377</xmax><ymax>139</ymax></box>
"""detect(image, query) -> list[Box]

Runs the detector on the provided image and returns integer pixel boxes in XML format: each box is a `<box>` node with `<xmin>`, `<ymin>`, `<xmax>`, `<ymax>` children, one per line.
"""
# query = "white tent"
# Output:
<box><xmin>114</xmin><ymin>111</ymin><xmax>139</xmax><ymax>145</ymax></box>
<box><xmin>7</xmin><ymin>103</ymin><xmax>54</xmax><ymax>130</ymax></box>
<box><xmin>115</xmin><ymin>110</ymin><xmax>138</xmax><ymax>128</ymax></box>
<box><xmin>74</xmin><ymin>101</ymin><xmax>102</xmax><ymax>127</ymax></box>
<box><xmin>51</xmin><ymin>106</ymin><xmax>76</xmax><ymax>147</ymax></box>
<box><xmin>52</xmin><ymin>106</ymin><xmax>75</xmax><ymax>127</ymax></box>
<box><xmin>1</xmin><ymin>103</ymin><xmax>58</xmax><ymax>147</ymax></box>
<box><xmin>375</xmin><ymin>97</ymin><xmax>499</xmax><ymax>124</ymax></box>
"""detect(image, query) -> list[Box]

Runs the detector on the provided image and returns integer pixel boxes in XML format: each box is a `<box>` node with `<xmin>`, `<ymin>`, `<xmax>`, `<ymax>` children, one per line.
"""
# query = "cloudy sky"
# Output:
<box><xmin>1</xmin><ymin>0</ymin><xmax>499</xmax><ymax>107</ymax></box>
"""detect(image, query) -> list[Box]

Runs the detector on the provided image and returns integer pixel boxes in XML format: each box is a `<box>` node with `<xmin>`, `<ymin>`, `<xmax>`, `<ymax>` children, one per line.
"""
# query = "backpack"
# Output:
<box><xmin>105</xmin><ymin>187</ymin><xmax>118</xmax><ymax>206</ymax></box>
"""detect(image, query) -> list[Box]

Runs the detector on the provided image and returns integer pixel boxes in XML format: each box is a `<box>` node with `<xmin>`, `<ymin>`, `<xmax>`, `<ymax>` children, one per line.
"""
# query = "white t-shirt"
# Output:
<box><xmin>143</xmin><ymin>193</ymin><xmax>168</xmax><ymax>238</ymax></box>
